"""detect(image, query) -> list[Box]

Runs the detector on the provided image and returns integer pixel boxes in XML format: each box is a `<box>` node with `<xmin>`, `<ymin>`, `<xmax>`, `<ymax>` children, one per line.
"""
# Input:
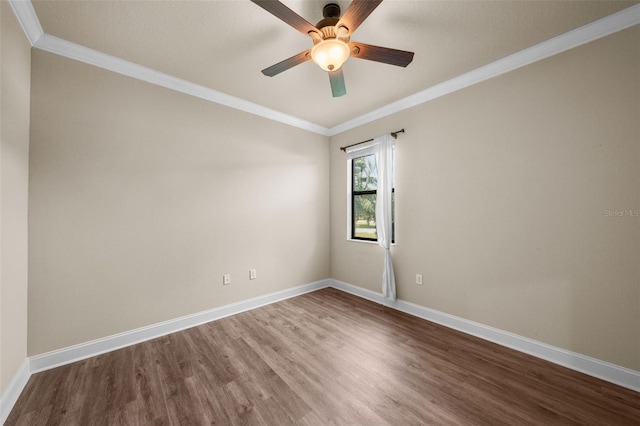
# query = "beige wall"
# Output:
<box><xmin>331</xmin><ymin>27</ymin><xmax>640</xmax><ymax>371</ymax></box>
<box><xmin>11</xmin><ymin>3</ymin><xmax>640</xmax><ymax>378</ymax></box>
<box><xmin>28</xmin><ymin>51</ymin><xmax>330</xmax><ymax>355</ymax></box>
<box><xmin>1</xmin><ymin>1</ymin><xmax>31</xmax><ymax>394</ymax></box>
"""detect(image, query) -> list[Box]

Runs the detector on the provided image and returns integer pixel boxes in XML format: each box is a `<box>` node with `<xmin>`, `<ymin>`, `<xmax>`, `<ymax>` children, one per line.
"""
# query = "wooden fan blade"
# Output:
<box><xmin>337</xmin><ymin>0</ymin><xmax>383</xmax><ymax>34</ymax></box>
<box><xmin>250</xmin><ymin>0</ymin><xmax>318</xmax><ymax>36</ymax></box>
<box><xmin>262</xmin><ymin>50</ymin><xmax>312</xmax><ymax>77</ymax></box>
<box><xmin>350</xmin><ymin>42</ymin><xmax>414</xmax><ymax>67</ymax></box>
<box><xmin>329</xmin><ymin>68</ymin><xmax>346</xmax><ymax>97</ymax></box>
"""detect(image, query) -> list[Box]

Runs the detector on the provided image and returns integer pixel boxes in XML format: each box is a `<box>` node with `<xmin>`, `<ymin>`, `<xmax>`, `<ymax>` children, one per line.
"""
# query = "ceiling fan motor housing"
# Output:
<box><xmin>313</xmin><ymin>3</ymin><xmax>349</xmax><ymax>44</ymax></box>
<box><xmin>323</xmin><ymin>3</ymin><xmax>341</xmax><ymax>18</ymax></box>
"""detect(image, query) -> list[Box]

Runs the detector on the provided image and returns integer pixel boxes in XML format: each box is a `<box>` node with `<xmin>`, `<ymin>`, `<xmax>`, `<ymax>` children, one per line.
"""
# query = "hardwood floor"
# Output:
<box><xmin>7</xmin><ymin>287</ymin><xmax>640</xmax><ymax>425</ymax></box>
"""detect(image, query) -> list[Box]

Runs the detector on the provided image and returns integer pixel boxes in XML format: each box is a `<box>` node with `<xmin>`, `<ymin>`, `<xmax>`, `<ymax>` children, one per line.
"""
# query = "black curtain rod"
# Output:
<box><xmin>339</xmin><ymin>129</ymin><xmax>405</xmax><ymax>152</ymax></box>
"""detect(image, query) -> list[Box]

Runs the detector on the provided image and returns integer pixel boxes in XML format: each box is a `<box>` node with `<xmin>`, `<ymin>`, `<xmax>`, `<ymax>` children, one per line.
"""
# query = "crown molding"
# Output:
<box><xmin>327</xmin><ymin>3</ymin><xmax>640</xmax><ymax>136</ymax></box>
<box><xmin>8</xmin><ymin>1</ymin><xmax>640</xmax><ymax>139</ymax></box>
<box><xmin>8</xmin><ymin>0</ymin><xmax>328</xmax><ymax>134</ymax></box>
<box><xmin>33</xmin><ymin>34</ymin><xmax>330</xmax><ymax>136</ymax></box>
<box><xmin>7</xmin><ymin>0</ymin><xmax>43</xmax><ymax>45</ymax></box>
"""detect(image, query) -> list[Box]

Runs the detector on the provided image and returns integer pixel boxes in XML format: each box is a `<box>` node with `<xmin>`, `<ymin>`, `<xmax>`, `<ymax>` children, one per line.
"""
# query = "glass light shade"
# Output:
<box><xmin>311</xmin><ymin>39</ymin><xmax>350</xmax><ymax>72</ymax></box>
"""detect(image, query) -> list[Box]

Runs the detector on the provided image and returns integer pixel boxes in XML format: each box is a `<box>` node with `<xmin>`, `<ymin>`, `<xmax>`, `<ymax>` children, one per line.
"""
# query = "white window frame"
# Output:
<box><xmin>346</xmin><ymin>145</ymin><xmax>395</xmax><ymax>243</ymax></box>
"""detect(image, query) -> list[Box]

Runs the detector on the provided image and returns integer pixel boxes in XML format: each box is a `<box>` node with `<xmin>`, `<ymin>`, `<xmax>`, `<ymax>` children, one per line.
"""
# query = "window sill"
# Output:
<box><xmin>347</xmin><ymin>239</ymin><xmax>396</xmax><ymax>246</ymax></box>
<box><xmin>348</xmin><ymin>238</ymin><xmax>378</xmax><ymax>245</ymax></box>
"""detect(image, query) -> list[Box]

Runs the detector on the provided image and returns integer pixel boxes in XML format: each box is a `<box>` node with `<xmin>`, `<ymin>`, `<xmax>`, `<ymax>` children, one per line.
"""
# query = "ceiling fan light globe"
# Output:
<box><xmin>311</xmin><ymin>39</ymin><xmax>350</xmax><ymax>72</ymax></box>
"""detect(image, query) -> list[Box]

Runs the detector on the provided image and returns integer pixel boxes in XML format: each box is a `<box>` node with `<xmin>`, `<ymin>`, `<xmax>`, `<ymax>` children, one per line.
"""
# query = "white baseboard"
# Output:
<box><xmin>329</xmin><ymin>279</ymin><xmax>640</xmax><ymax>393</ymax></box>
<box><xmin>4</xmin><ymin>279</ymin><xmax>331</xmax><ymax>420</ymax></box>
<box><xmin>29</xmin><ymin>279</ymin><xmax>331</xmax><ymax>373</ymax></box>
<box><xmin>1</xmin><ymin>359</ymin><xmax>30</xmax><ymax>425</ymax></box>
<box><xmin>4</xmin><ymin>276</ymin><xmax>637</xmax><ymax>421</ymax></box>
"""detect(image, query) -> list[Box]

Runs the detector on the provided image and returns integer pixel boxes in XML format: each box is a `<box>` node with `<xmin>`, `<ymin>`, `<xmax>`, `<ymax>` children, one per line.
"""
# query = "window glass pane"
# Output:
<box><xmin>353</xmin><ymin>155</ymin><xmax>377</xmax><ymax>191</ymax></box>
<box><xmin>353</xmin><ymin>194</ymin><xmax>377</xmax><ymax>239</ymax></box>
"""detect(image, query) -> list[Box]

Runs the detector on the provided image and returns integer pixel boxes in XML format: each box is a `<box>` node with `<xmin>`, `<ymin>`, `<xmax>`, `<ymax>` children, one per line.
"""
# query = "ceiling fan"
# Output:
<box><xmin>250</xmin><ymin>0</ymin><xmax>414</xmax><ymax>97</ymax></box>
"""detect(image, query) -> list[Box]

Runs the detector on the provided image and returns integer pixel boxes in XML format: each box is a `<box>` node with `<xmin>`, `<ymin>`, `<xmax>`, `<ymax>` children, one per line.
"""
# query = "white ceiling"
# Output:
<box><xmin>21</xmin><ymin>1</ymin><xmax>640</xmax><ymax>130</ymax></box>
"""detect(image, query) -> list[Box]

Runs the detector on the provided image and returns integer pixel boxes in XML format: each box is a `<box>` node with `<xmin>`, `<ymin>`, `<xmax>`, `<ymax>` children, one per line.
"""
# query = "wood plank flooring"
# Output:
<box><xmin>7</xmin><ymin>287</ymin><xmax>640</xmax><ymax>425</ymax></box>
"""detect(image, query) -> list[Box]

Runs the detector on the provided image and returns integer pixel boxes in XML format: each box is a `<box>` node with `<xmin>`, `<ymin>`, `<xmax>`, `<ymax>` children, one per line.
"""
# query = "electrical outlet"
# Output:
<box><xmin>249</xmin><ymin>269</ymin><xmax>257</xmax><ymax>280</ymax></box>
<box><xmin>416</xmin><ymin>274</ymin><xmax>423</xmax><ymax>285</ymax></box>
<box><xmin>223</xmin><ymin>274</ymin><xmax>231</xmax><ymax>285</ymax></box>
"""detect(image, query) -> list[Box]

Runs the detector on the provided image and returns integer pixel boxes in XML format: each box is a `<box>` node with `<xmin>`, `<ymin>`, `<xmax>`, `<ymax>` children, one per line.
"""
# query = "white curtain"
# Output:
<box><xmin>373</xmin><ymin>134</ymin><xmax>396</xmax><ymax>302</ymax></box>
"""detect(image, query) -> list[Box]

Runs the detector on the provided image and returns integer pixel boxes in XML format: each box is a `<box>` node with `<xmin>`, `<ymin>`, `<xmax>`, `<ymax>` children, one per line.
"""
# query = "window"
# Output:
<box><xmin>349</xmin><ymin>152</ymin><xmax>394</xmax><ymax>242</ymax></box>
